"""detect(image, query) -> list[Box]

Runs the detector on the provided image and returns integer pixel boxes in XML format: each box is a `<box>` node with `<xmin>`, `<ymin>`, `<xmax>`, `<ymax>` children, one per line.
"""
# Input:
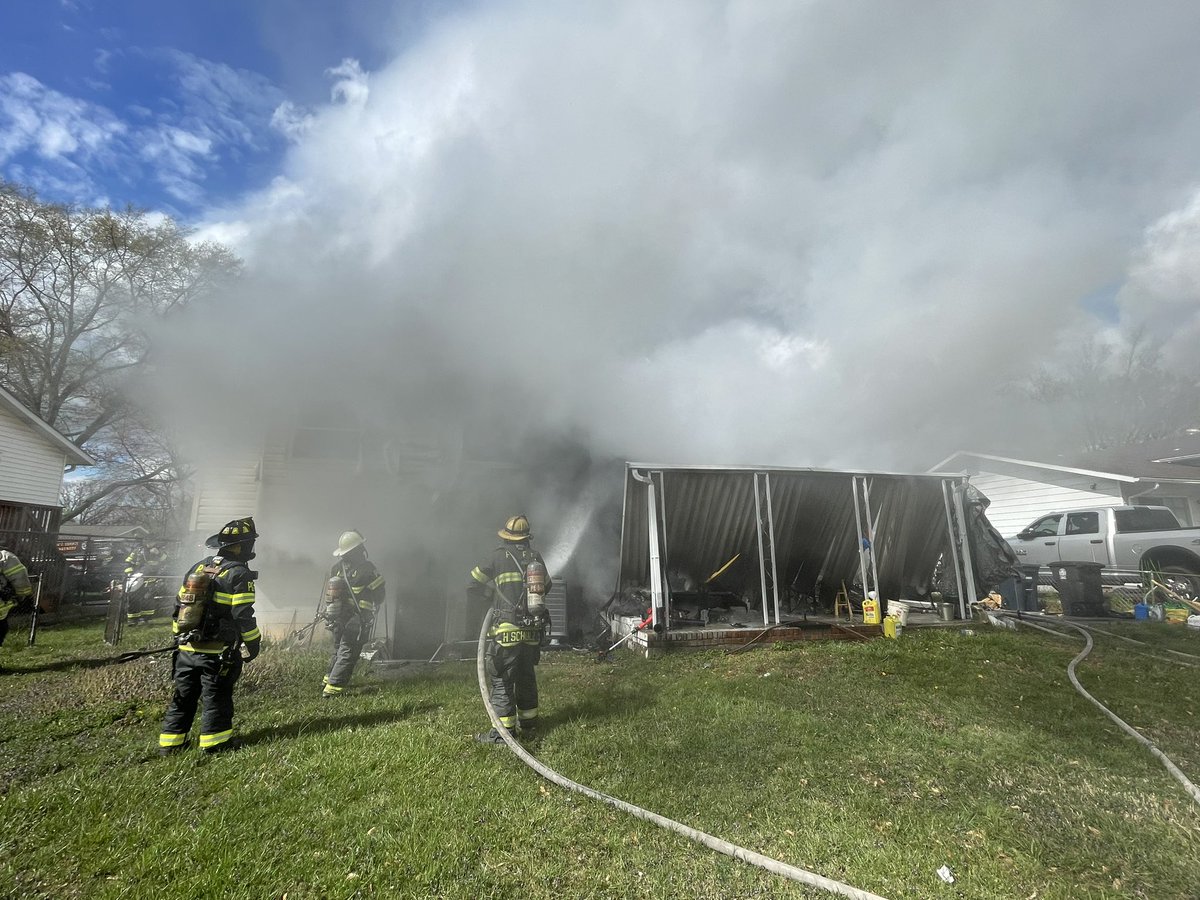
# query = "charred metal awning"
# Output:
<box><xmin>617</xmin><ymin>464</ymin><xmax>979</xmax><ymax>631</ymax></box>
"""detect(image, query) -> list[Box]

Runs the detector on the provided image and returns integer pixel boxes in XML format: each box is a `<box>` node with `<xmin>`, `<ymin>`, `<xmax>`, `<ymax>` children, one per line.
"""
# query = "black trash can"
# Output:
<box><xmin>996</xmin><ymin>576</ymin><xmax>1021</xmax><ymax>610</ymax></box>
<box><xmin>1018</xmin><ymin>565</ymin><xmax>1041</xmax><ymax>612</ymax></box>
<box><xmin>1054</xmin><ymin>562</ymin><xmax>1106</xmax><ymax>617</ymax></box>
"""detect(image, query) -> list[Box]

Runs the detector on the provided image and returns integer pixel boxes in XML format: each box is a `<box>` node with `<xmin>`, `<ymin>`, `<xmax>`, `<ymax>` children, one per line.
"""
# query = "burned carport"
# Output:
<box><xmin>609</xmin><ymin>463</ymin><xmax>1001</xmax><ymax>653</ymax></box>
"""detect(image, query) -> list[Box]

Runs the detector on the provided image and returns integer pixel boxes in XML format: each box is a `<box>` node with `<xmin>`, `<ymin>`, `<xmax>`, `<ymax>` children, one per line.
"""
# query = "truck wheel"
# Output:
<box><xmin>1154</xmin><ymin>566</ymin><xmax>1200</xmax><ymax>604</ymax></box>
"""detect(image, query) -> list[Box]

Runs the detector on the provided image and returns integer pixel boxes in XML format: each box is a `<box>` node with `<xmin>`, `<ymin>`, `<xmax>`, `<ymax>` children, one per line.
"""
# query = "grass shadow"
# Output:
<box><xmin>238</xmin><ymin>701</ymin><xmax>439</xmax><ymax>746</ymax></box>
<box><xmin>3</xmin><ymin>654</ymin><xmax>138</xmax><ymax>674</ymax></box>
<box><xmin>531</xmin><ymin>681</ymin><xmax>660</xmax><ymax>737</ymax></box>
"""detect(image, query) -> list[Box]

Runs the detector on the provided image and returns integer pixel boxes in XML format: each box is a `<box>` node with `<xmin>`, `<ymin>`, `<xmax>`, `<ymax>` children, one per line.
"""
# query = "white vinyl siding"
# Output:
<box><xmin>188</xmin><ymin>457</ymin><xmax>261</xmax><ymax>536</ymax></box>
<box><xmin>969</xmin><ymin>472</ymin><xmax>1123</xmax><ymax>537</ymax></box>
<box><xmin>0</xmin><ymin>404</ymin><xmax>69</xmax><ymax>506</ymax></box>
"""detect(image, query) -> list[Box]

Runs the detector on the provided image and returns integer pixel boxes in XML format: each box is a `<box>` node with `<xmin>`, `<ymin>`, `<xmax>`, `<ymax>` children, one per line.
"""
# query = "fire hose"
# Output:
<box><xmin>475</xmin><ymin>609</ymin><xmax>889</xmax><ymax>900</ymax></box>
<box><xmin>1000</xmin><ymin>612</ymin><xmax>1200</xmax><ymax>808</ymax></box>
<box><xmin>113</xmin><ymin>643</ymin><xmax>177</xmax><ymax>663</ymax></box>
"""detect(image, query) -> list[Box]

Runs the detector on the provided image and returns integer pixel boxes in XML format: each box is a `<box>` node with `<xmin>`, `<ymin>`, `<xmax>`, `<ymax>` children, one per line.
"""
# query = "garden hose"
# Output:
<box><xmin>1002</xmin><ymin>613</ymin><xmax>1200</xmax><ymax>808</ymax></box>
<box><xmin>475</xmin><ymin>609</ymin><xmax>889</xmax><ymax>900</ymax></box>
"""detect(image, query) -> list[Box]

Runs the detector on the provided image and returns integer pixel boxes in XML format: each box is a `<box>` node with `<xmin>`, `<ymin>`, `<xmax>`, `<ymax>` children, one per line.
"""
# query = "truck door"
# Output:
<box><xmin>1057</xmin><ymin>510</ymin><xmax>1110</xmax><ymax>564</ymax></box>
<box><xmin>1009</xmin><ymin>514</ymin><xmax>1064</xmax><ymax>567</ymax></box>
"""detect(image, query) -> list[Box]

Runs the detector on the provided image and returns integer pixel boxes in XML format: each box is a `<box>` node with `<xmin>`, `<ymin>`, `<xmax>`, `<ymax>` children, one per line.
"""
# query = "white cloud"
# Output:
<box><xmin>326</xmin><ymin>58</ymin><xmax>369</xmax><ymax>107</ymax></box>
<box><xmin>156</xmin><ymin>49</ymin><xmax>283</xmax><ymax>152</ymax></box>
<box><xmin>1</xmin><ymin>50</ymin><xmax>285</xmax><ymax>210</ymax></box>
<box><xmin>270</xmin><ymin>101</ymin><xmax>314</xmax><ymax>141</ymax></box>
<box><xmin>0</xmin><ymin>72</ymin><xmax>125</xmax><ymax>163</ymax></box>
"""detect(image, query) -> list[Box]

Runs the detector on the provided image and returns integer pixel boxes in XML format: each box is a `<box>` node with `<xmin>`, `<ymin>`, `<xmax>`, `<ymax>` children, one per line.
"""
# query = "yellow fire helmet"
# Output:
<box><xmin>498</xmin><ymin>515</ymin><xmax>531</xmax><ymax>542</ymax></box>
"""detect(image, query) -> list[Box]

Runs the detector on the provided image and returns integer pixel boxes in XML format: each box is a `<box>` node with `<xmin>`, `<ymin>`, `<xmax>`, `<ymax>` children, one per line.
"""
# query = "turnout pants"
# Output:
<box><xmin>160</xmin><ymin>649</ymin><xmax>243</xmax><ymax>751</ymax></box>
<box><xmin>323</xmin><ymin>615</ymin><xmax>367</xmax><ymax>695</ymax></box>
<box><xmin>125</xmin><ymin>587</ymin><xmax>157</xmax><ymax>623</ymax></box>
<box><xmin>485</xmin><ymin>639</ymin><xmax>540</xmax><ymax>730</ymax></box>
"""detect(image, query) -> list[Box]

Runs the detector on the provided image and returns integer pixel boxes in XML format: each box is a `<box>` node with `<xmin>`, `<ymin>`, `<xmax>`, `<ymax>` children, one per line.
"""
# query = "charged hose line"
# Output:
<box><xmin>475</xmin><ymin>610</ymin><xmax>890</xmax><ymax>900</ymax></box>
<box><xmin>1009</xmin><ymin>616</ymin><xmax>1200</xmax><ymax>670</ymax></box>
<box><xmin>1003</xmin><ymin>613</ymin><xmax>1200</xmax><ymax>808</ymax></box>
<box><xmin>1072</xmin><ymin>622</ymin><xmax>1200</xmax><ymax>662</ymax></box>
<box><xmin>726</xmin><ymin>619</ymin><xmax>810</xmax><ymax>655</ymax></box>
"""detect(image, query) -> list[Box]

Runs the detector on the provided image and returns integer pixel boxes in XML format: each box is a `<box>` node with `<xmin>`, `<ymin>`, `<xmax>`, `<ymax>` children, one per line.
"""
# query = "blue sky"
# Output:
<box><xmin>0</xmin><ymin>0</ymin><xmax>449</xmax><ymax>217</ymax></box>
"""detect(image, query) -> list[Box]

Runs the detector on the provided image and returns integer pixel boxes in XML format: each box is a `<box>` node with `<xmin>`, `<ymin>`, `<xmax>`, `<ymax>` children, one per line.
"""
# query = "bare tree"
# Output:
<box><xmin>0</xmin><ymin>182</ymin><xmax>240</xmax><ymax>527</ymax></box>
<box><xmin>1026</xmin><ymin>328</ymin><xmax>1200</xmax><ymax>452</ymax></box>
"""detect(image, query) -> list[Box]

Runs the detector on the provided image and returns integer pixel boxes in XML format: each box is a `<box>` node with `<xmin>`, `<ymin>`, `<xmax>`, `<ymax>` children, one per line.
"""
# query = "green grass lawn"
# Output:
<box><xmin>1</xmin><ymin>617</ymin><xmax>1198</xmax><ymax>899</ymax></box>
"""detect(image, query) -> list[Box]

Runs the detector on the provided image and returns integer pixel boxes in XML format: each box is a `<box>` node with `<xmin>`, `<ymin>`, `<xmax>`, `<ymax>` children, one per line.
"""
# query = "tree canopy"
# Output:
<box><xmin>0</xmin><ymin>181</ymin><xmax>241</xmax><ymax>529</ymax></box>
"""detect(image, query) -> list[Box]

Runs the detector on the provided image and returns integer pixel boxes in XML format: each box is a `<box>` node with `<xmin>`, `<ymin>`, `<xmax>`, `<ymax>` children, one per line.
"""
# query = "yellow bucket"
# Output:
<box><xmin>862</xmin><ymin>598</ymin><xmax>881</xmax><ymax>625</ymax></box>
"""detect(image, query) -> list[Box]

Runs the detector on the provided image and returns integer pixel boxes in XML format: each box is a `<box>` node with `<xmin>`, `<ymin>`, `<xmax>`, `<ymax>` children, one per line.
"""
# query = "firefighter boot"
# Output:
<box><xmin>475</xmin><ymin>728</ymin><xmax>513</xmax><ymax>745</ymax></box>
<box><xmin>203</xmin><ymin>738</ymin><xmax>244</xmax><ymax>755</ymax></box>
<box><xmin>158</xmin><ymin>739</ymin><xmax>190</xmax><ymax>757</ymax></box>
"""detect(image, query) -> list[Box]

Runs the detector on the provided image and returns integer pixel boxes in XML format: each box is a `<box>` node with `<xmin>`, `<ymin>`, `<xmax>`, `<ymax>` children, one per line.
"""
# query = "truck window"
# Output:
<box><xmin>1065</xmin><ymin>511</ymin><xmax>1099</xmax><ymax>535</ymax></box>
<box><xmin>1027</xmin><ymin>515</ymin><xmax>1062</xmax><ymax>538</ymax></box>
<box><xmin>1113</xmin><ymin>507</ymin><xmax>1180</xmax><ymax>533</ymax></box>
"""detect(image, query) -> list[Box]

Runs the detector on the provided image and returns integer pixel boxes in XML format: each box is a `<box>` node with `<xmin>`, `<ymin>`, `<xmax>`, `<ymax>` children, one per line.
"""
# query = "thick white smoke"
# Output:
<box><xmin>161</xmin><ymin>1</ymin><xmax>1200</xmax><ymax>625</ymax></box>
<box><xmin>187</xmin><ymin>0</ymin><xmax>1200</xmax><ymax>472</ymax></box>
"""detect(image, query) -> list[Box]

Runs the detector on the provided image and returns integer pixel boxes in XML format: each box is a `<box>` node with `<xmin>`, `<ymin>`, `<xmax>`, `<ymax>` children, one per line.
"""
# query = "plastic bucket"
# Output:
<box><xmin>891</xmin><ymin>602</ymin><xmax>911</xmax><ymax>626</ymax></box>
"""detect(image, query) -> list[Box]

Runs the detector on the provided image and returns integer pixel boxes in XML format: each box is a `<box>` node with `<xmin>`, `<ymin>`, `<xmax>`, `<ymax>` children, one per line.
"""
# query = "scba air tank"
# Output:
<box><xmin>524</xmin><ymin>560</ymin><xmax>548</xmax><ymax>614</ymax></box>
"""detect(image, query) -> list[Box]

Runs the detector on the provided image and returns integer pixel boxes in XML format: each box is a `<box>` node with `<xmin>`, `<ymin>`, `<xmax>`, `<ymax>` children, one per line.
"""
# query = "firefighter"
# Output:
<box><xmin>124</xmin><ymin>542</ymin><xmax>167</xmax><ymax>575</ymax></box>
<box><xmin>0</xmin><ymin>547</ymin><xmax>34</xmax><ymax>648</ymax></box>
<box><xmin>158</xmin><ymin>517</ymin><xmax>262</xmax><ymax>756</ymax></box>
<box><xmin>470</xmin><ymin>515</ymin><xmax>552</xmax><ymax>743</ymax></box>
<box><xmin>124</xmin><ymin>542</ymin><xmax>167</xmax><ymax>625</ymax></box>
<box><xmin>321</xmin><ymin>530</ymin><xmax>386</xmax><ymax>698</ymax></box>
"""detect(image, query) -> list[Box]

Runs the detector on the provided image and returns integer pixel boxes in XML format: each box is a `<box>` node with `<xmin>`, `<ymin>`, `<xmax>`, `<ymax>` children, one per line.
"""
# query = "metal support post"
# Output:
<box><xmin>753</xmin><ymin>472</ymin><xmax>781</xmax><ymax>624</ymax></box>
<box><xmin>632</xmin><ymin>469</ymin><xmax>666</xmax><ymax>632</ymax></box>
<box><xmin>940</xmin><ymin>479</ymin><xmax>968</xmax><ymax>618</ymax></box>
<box><xmin>951</xmin><ymin>481</ymin><xmax>978</xmax><ymax>619</ymax></box>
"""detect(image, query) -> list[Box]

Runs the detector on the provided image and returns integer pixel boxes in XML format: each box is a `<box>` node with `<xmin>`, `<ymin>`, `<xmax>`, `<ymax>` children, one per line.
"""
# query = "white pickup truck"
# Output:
<box><xmin>1007</xmin><ymin>505</ymin><xmax>1200</xmax><ymax>599</ymax></box>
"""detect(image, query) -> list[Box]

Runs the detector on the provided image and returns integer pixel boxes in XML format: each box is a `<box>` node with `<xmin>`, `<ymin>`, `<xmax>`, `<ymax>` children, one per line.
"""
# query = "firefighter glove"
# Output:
<box><xmin>243</xmin><ymin>638</ymin><xmax>261</xmax><ymax>662</ymax></box>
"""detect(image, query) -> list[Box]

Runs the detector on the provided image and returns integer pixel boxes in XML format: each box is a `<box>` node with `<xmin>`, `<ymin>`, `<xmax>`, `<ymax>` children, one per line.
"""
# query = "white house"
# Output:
<box><xmin>0</xmin><ymin>383</ymin><xmax>95</xmax><ymax>601</ymax></box>
<box><xmin>0</xmin><ymin>382</ymin><xmax>95</xmax><ymax>533</ymax></box>
<box><xmin>933</xmin><ymin>434</ymin><xmax>1200</xmax><ymax>537</ymax></box>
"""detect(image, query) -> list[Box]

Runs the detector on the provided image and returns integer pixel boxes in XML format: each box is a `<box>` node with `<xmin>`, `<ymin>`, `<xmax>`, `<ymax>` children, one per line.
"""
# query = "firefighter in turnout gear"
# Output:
<box><xmin>0</xmin><ymin>548</ymin><xmax>34</xmax><ymax>648</ymax></box>
<box><xmin>470</xmin><ymin>515</ymin><xmax>553</xmax><ymax>743</ymax></box>
<box><xmin>124</xmin><ymin>542</ymin><xmax>167</xmax><ymax>575</ymax></box>
<box><xmin>321</xmin><ymin>530</ymin><xmax>386</xmax><ymax>698</ymax></box>
<box><xmin>124</xmin><ymin>542</ymin><xmax>167</xmax><ymax>625</ymax></box>
<box><xmin>158</xmin><ymin>518</ymin><xmax>262</xmax><ymax>755</ymax></box>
